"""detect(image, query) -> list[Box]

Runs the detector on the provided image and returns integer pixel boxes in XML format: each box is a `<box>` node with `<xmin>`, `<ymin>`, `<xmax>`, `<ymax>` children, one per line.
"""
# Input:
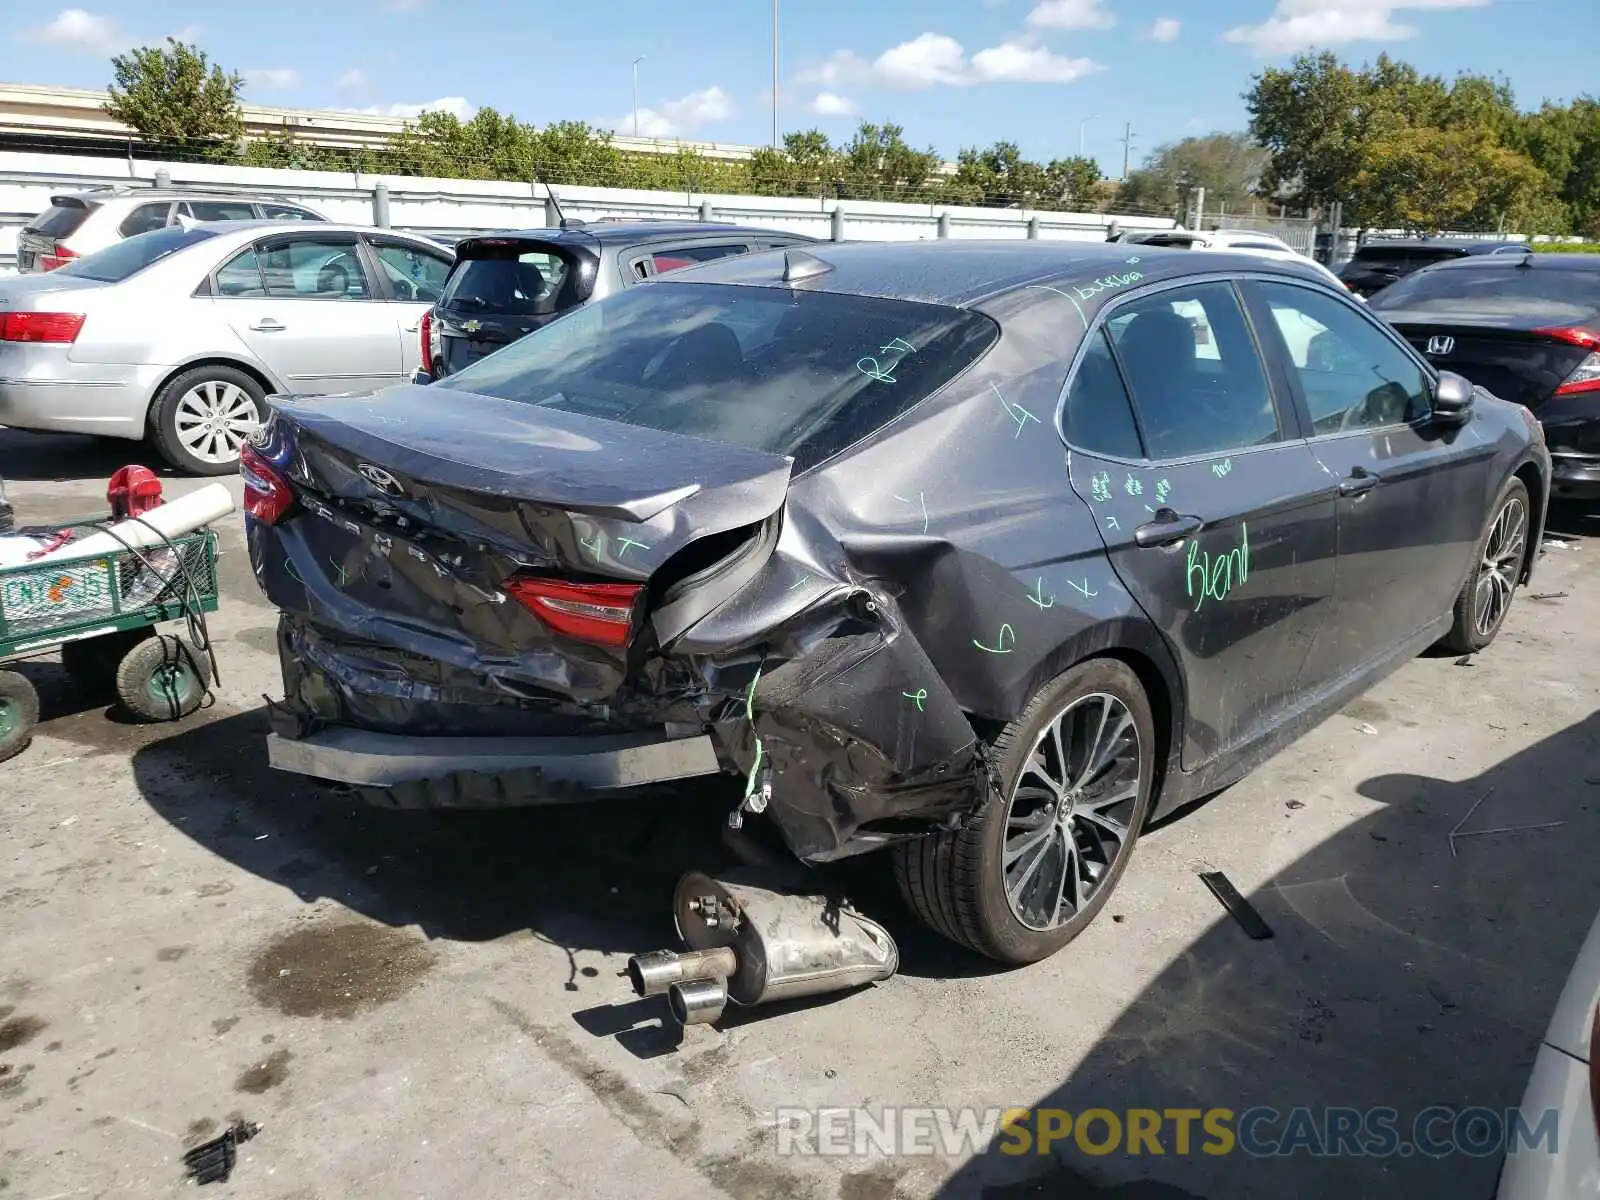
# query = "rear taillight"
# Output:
<box><xmin>0</xmin><ymin>312</ymin><xmax>85</xmax><ymax>343</ymax></box>
<box><xmin>1554</xmin><ymin>352</ymin><xmax>1600</xmax><ymax>397</ymax></box>
<box><xmin>239</xmin><ymin>444</ymin><xmax>296</xmax><ymax>525</ymax></box>
<box><xmin>39</xmin><ymin>245</ymin><xmax>78</xmax><ymax>272</ymax></box>
<box><xmin>1533</xmin><ymin>325</ymin><xmax>1600</xmax><ymax>350</ymax></box>
<box><xmin>502</xmin><ymin>576</ymin><xmax>642</xmax><ymax>647</ymax></box>
<box><xmin>420</xmin><ymin>309</ymin><xmax>437</xmax><ymax>375</ymax></box>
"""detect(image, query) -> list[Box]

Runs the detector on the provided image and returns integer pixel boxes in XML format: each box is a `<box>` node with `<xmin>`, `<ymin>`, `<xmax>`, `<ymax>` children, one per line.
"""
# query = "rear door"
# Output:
<box><xmin>1247</xmin><ymin>278</ymin><xmax>1493</xmax><ymax>679</ymax></box>
<box><xmin>213</xmin><ymin>231</ymin><xmax>402</xmax><ymax>393</ymax></box>
<box><xmin>432</xmin><ymin>236</ymin><xmax>592</xmax><ymax>376</ymax></box>
<box><xmin>363</xmin><ymin>236</ymin><xmax>455</xmax><ymax>376</ymax></box>
<box><xmin>1065</xmin><ymin>278</ymin><xmax>1337</xmax><ymax>769</ymax></box>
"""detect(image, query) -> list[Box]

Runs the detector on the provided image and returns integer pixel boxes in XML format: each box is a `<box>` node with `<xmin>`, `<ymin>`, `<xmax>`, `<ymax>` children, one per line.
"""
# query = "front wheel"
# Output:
<box><xmin>894</xmin><ymin>658</ymin><xmax>1156</xmax><ymax>964</ymax></box>
<box><xmin>1443</xmin><ymin>478</ymin><xmax>1530</xmax><ymax>655</ymax></box>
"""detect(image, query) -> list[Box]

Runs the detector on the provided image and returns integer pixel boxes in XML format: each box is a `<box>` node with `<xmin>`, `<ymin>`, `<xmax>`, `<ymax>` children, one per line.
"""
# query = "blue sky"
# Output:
<box><xmin>0</xmin><ymin>1</ymin><xmax>1588</xmax><ymax>175</ymax></box>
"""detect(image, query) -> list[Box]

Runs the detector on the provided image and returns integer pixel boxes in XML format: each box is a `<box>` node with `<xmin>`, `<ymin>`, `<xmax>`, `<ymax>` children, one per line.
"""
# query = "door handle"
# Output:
<box><xmin>249</xmin><ymin>318</ymin><xmax>286</xmax><ymax>332</ymax></box>
<box><xmin>1338</xmin><ymin>467</ymin><xmax>1381</xmax><ymax>497</ymax></box>
<box><xmin>1134</xmin><ymin>509</ymin><xmax>1204</xmax><ymax>548</ymax></box>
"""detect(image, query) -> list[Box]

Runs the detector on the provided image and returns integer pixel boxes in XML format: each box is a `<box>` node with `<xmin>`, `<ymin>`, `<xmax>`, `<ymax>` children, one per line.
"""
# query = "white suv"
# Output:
<box><xmin>16</xmin><ymin>188</ymin><xmax>325</xmax><ymax>273</ymax></box>
<box><xmin>1114</xmin><ymin>227</ymin><xmax>1358</xmax><ymax>296</ymax></box>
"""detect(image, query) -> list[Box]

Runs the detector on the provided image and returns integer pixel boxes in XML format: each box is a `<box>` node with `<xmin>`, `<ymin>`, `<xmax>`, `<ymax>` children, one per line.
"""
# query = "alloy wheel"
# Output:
<box><xmin>1473</xmin><ymin>496</ymin><xmax>1527</xmax><ymax>638</ymax></box>
<box><xmin>174</xmin><ymin>380</ymin><xmax>259</xmax><ymax>466</ymax></box>
<box><xmin>1002</xmin><ymin>692</ymin><xmax>1143</xmax><ymax>932</ymax></box>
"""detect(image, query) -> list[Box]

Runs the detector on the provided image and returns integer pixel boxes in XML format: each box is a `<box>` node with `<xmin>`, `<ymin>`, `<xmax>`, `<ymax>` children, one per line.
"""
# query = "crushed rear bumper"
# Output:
<box><xmin>266</xmin><ymin>724</ymin><xmax>721</xmax><ymax>808</ymax></box>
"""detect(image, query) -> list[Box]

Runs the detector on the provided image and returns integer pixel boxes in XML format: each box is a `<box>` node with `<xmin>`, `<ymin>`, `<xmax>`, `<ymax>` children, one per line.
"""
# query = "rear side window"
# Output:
<box><xmin>1063</xmin><ymin>330</ymin><xmax>1144</xmax><ymax>459</ymax></box>
<box><xmin>1107</xmin><ymin>282</ymin><xmax>1279</xmax><ymax>459</ymax></box>
<box><xmin>182</xmin><ymin>200</ymin><xmax>258</xmax><ymax>222</ymax></box>
<box><xmin>54</xmin><ymin>226</ymin><xmax>218</xmax><ymax>283</ymax></box>
<box><xmin>437</xmin><ymin>281</ymin><xmax>1000</xmax><ymax>471</ymax></box>
<box><xmin>25</xmin><ymin>201</ymin><xmax>93</xmax><ymax>239</ymax></box>
<box><xmin>441</xmin><ymin>246</ymin><xmax>574</xmax><ymax>316</ymax></box>
<box><xmin>118</xmin><ymin>203</ymin><xmax>172</xmax><ymax>238</ymax></box>
<box><xmin>260</xmin><ymin>203</ymin><xmax>321</xmax><ymax>221</ymax></box>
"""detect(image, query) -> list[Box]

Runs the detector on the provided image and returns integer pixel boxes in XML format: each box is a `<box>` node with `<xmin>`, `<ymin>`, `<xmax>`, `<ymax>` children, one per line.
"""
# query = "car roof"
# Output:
<box><xmin>666</xmin><ymin>240</ymin><xmax>1333</xmax><ymax>308</ymax></box>
<box><xmin>56</xmin><ymin>188</ymin><xmax>314</xmax><ymax>205</ymax></box>
<box><xmin>1404</xmin><ymin>251</ymin><xmax>1600</xmax><ymax>273</ymax></box>
<box><xmin>462</xmin><ymin>221</ymin><xmax>813</xmax><ymax>248</ymax></box>
<box><xmin>165</xmin><ymin>220</ymin><xmax>451</xmax><ymax>250</ymax></box>
<box><xmin>1355</xmin><ymin>239</ymin><xmax>1512</xmax><ymax>255</ymax></box>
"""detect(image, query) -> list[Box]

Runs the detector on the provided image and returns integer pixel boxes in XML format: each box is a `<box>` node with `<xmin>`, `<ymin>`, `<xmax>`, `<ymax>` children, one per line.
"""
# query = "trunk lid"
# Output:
<box><xmin>253</xmin><ymin>384</ymin><xmax>790</xmax><ymax>701</ymax></box>
<box><xmin>432</xmin><ymin>234</ymin><xmax>598</xmax><ymax>377</ymax></box>
<box><xmin>1384</xmin><ymin>314</ymin><xmax>1594</xmax><ymax>411</ymax></box>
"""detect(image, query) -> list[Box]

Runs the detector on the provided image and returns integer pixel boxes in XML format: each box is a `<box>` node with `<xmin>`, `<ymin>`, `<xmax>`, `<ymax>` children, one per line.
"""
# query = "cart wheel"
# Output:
<box><xmin>0</xmin><ymin>670</ymin><xmax>40</xmax><ymax>763</ymax></box>
<box><xmin>61</xmin><ymin>628</ymin><xmax>155</xmax><ymax>696</ymax></box>
<box><xmin>115</xmin><ymin>635</ymin><xmax>211</xmax><ymax>723</ymax></box>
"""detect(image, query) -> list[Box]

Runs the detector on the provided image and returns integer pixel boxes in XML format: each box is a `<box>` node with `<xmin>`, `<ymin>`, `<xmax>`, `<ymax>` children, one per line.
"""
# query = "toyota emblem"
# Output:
<box><xmin>357</xmin><ymin>463</ymin><xmax>403</xmax><ymax>495</ymax></box>
<box><xmin>1426</xmin><ymin>335</ymin><xmax>1455</xmax><ymax>356</ymax></box>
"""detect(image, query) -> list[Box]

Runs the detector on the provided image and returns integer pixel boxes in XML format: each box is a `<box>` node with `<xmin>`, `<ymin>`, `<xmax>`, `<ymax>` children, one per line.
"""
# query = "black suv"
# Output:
<box><xmin>1339</xmin><ymin>238</ymin><xmax>1530</xmax><ymax>298</ymax></box>
<box><xmin>414</xmin><ymin>220</ymin><xmax>819</xmax><ymax>383</ymax></box>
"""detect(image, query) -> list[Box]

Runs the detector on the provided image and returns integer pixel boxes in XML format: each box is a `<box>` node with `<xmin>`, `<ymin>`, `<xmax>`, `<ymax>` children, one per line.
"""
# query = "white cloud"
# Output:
<box><xmin>21</xmin><ymin>8</ymin><xmax>130</xmax><ymax>55</ymax></box>
<box><xmin>366</xmin><ymin>97</ymin><xmax>475</xmax><ymax>120</ymax></box>
<box><xmin>244</xmin><ymin>67</ymin><xmax>300</xmax><ymax>90</ymax></box>
<box><xmin>337</xmin><ymin>68</ymin><xmax>369</xmax><ymax>91</ymax></box>
<box><xmin>808</xmin><ymin>91</ymin><xmax>860</xmax><ymax>117</ymax></box>
<box><xmin>1026</xmin><ymin>0</ymin><xmax>1115</xmax><ymax>31</ymax></box>
<box><xmin>1223</xmin><ymin>0</ymin><xmax>1488</xmax><ymax>55</ymax></box>
<box><xmin>970</xmin><ymin>40</ymin><xmax>1102</xmax><ymax>83</ymax></box>
<box><xmin>797</xmin><ymin>33</ymin><xmax>1101</xmax><ymax>91</ymax></box>
<box><xmin>609</xmin><ymin>86</ymin><xmax>734</xmax><ymax>138</ymax></box>
<box><xmin>1149</xmin><ymin>17</ymin><xmax>1182</xmax><ymax>41</ymax></box>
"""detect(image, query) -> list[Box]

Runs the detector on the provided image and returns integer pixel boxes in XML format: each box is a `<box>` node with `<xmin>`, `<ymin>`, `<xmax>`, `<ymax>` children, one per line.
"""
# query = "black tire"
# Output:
<box><xmin>1443</xmin><ymin>478</ymin><xmax>1531</xmax><ymax>655</ymax></box>
<box><xmin>894</xmin><ymin>658</ymin><xmax>1156</xmax><ymax>964</ymax></box>
<box><xmin>148</xmin><ymin>364</ymin><xmax>266</xmax><ymax>476</ymax></box>
<box><xmin>0</xmin><ymin>670</ymin><xmax>40</xmax><ymax>764</ymax></box>
<box><xmin>114</xmin><ymin>634</ymin><xmax>211</xmax><ymax>722</ymax></box>
<box><xmin>61</xmin><ymin>628</ymin><xmax>155</xmax><ymax>696</ymax></box>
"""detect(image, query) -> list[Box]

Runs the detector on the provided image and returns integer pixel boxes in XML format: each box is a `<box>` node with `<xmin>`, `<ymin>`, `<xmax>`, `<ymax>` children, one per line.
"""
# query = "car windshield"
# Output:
<box><xmin>25</xmin><ymin>201</ymin><xmax>93</xmax><ymax>238</ymax></box>
<box><xmin>437</xmin><ymin>281</ymin><xmax>1000</xmax><ymax>470</ymax></box>
<box><xmin>1371</xmin><ymin>265</ymin><xmax>1600</xmax><ymax>312</ymax></box>
<box><xmin>55</xmin><ymin>226</ymin><xmax>220</xmax><ymax>283</ymax></box>
<box><xmin>440</xmin><ymin>245</ymin><xmax>576</xmax><ymax>315</ymax></box>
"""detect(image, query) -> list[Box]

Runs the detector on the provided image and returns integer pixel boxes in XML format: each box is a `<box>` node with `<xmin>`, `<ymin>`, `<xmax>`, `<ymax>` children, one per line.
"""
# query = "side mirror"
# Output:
<box><xmin>1432</xmin><ymin>371</ymin><xmax>1475</xmax><ymax>422</ymax></box>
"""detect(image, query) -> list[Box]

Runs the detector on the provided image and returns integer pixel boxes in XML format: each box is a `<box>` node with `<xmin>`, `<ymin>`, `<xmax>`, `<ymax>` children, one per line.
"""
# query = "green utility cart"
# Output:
<box><xmin>0</xmin><ymin>528</ymin><xmax>220</xmax><ymax>763</ymax></box>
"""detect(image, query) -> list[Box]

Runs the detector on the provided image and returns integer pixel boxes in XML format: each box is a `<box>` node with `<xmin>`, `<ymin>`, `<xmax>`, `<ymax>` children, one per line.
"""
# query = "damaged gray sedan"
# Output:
<box><xmin>243</xmin><ymin>241</ymin><xmax>1549</xmax><ymax>966</ymax></box>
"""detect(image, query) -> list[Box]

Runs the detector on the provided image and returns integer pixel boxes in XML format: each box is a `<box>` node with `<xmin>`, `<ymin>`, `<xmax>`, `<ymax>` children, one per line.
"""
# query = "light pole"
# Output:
<box><xmin>1079</xmin><ymin>114</ymin><xmax>1100</xmax><ymax>157</ymax></box>
<box><xmin>632</xmin><ymin>56</ymin><xmax>645</xmax><ymax>138</ymax></box>
<box><xmin>771</xmin><ymin>0</ymin><xmax>780</xmax><ymax>148</ymax></box>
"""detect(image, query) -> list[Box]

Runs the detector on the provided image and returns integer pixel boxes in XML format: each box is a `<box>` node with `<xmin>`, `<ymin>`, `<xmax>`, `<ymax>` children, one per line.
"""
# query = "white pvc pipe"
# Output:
<box><xmin>30</xmin><ymin>483</ymin><xmax>236</xmax><ymax>564</ymax></box>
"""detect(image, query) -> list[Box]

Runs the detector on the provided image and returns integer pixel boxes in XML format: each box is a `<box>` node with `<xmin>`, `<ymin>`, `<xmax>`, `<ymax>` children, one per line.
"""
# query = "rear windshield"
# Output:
<box><xmin>1371</xmin><ymin>265</ymin><xmax>1600</xmax><ymax>312</ymax></box>
<box><xmin>440</xmin><ymin>244</ymin><xmax>577</xmax><ymax>316</ymax></box>
<box><xmin>25</xmin><ymin>201</ymin><xmax>93</xmax><ymax>239</ymax></box>
<box><xmin>437</xmin><ymin>281</ymin><xmax>1000</xmax><ymax>471</ymax></box>
<box><xmin>55</xmin><ymin>226</ymin><xmax>220</xmax><ymax>283</ymax></box>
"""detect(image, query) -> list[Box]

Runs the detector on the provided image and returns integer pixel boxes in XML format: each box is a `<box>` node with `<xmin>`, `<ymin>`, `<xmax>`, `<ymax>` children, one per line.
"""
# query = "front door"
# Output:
<box><xmin>213</xmin><ymin>232</ymin><xmax>402</xmax><ymax>394</ymax></box>
<box><xmin>1245</xmin><ymin>279</ymin><xmax>1496</xmax><ymax>682</ymax></box>
<box><xmin>1064</xmin><ymin>279</ymin><xmax>1338</xmax><ymax>769</ymax></box>
<box><xmin>365</xmin><ymin>236</ymin><xmax>455</xmax><ymax>377</ymax></box>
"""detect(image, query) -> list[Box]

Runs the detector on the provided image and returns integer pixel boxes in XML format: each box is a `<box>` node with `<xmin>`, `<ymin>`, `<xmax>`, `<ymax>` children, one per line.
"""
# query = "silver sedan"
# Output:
<box><xmin>0</xmin><ymin>221</ymin><xmax>454</xmax><ymax>474</ymax></box>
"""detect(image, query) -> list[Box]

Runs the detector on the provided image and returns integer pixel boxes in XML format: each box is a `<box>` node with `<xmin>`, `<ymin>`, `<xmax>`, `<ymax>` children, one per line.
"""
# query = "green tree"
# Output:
<box><xmin>105</xmin><ymin>38</ymin><xmax>243</xmax><ymax>157</ymax></box>
<box><xmin>1114</xmin><ymin>133</ymin><xmax>1268</xmax><ymax>218</ymax></box>
<box><xmin>839</xmin><ymin>122</ymin><xmax>940</xmax><ymax>199</ymax></box>
<box><xmin>1047</xmin><ymin>156</ymin><xmax>1103</xmax><ymax>209</ymax></box>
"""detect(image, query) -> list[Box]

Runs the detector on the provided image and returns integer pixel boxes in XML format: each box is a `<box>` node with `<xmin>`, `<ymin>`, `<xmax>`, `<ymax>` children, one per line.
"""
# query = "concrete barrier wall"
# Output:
<box><xmin>0</xmin><ymin>149</ymin><xmax>1178</xmax><ymax>271</ymax></box>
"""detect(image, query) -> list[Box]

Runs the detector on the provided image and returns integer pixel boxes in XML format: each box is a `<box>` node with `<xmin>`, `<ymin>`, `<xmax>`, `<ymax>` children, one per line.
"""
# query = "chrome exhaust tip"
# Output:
<box><xmin>668</xmin><ymin>977</ymin><xmax>727</xmax><ymax>1026</ymax></box>
<box><xmin>626</xmin><ymin>946</ymin><xmax>739</xmax><ymax>998</ymax></box>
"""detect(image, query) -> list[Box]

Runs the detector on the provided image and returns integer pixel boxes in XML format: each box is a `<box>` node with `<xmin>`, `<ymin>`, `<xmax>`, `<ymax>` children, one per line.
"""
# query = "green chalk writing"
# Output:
<box><xmin>1106</xmin><ymin>515</ymin><xmax>1120</xmax><ymax>531</ymax></box>
<box><xmin>1028</xmin><ymin>577</ymin><xmax>1055</xmax><ymax>609</ymax></box>
<box><xmin>1074</xmin><ymin>270</ymin><xmax>1144</xmax><ymax>301</ymax></box>
<box><xmin>580</xmin><ymin>534</ymin><xmax>605</xmax><ymax>559</ymax></box>
<box><xmin>991</xmin><ymin>383</ymin><xmax>1040</xmax><ymax>439</ymax></box>
<box><xmin>1212</xmin><ymin>458</ymin><xmax>1233</xmax><ymax>478</ymax></box>
<box><xmin>1186</xmin><ymin>522</ymin><xmax>1250</xmax><ymax>612</ymax></box>
<box><xmin>1090</xmin><ymin>471</ymin><xmax>1112</xmax><ymax>503</ymax></box>
<box><xmin>903</xmin><ymin>689</ymin><xmax>928</xmax><ymax>711</ymax></box>
<box><xmin>330</xmin><ymin>558</ymin><xmax>349</xmax><ymax>586</ymax></box>
<box><xmin>1125</xmin><ymin>474</ymin><xmax>1143</xmax><ymax>497</ymax></box>
<box><xmin>1067</xmin><ymin>578</ymin><xmax>1098</xmax><ymax>599</ymax></box>
<box><xmin>893</xmin><ymin>491</ymin><xmax>930</xmax><ymax>534</ymax></box>
<box><xmin>880</xmin><ymin>337</ymin><xmax>916</xmax><ymax>356</ymax></box>
<box><xmin>1155</xmin><ymin>478</ymin><xmax>1171</xmax><ymax>504</ymax></box>
<box><xmin>857</xmin><ymin>355</ymin><xmax>896</xmax><ymax>384</ymax></box>
<box><xmin>615</xmin><ymin>536</ymin><xmax>650</xmax><ymax>558</ymax></box>
<box><xmin>973</xmin><ymin>623</ymin><xmax>1016</xmax><ymax>654</ymax></box>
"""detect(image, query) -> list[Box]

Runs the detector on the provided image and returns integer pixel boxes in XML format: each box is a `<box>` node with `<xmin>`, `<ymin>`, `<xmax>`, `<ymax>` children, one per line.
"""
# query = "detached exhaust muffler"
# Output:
<box><xmin>627</xmin><ymin>869</ymin><xmax>899</xmax><ymax>1028</ymax></box>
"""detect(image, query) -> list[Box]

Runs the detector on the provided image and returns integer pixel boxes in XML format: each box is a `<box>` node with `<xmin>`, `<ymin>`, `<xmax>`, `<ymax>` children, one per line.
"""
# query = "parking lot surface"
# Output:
<box><xmin>2</xmin><ymin>428</ymin><xmax>1598</xmax><ymax>1199</ymax></box>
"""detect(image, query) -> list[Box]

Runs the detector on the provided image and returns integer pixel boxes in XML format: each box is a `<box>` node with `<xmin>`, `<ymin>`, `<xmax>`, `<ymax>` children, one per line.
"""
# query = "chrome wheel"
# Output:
<box><xmin>1473</xmin><ymin>495</ymin><xmax>1527</xmax><ymax>638</ymax></box>
<box><xmin>1003</xmin><ymin>692</ymin><xmax>1142</xmax><ymax>932</ymax></box>
<box><xmin>174</xmin><ymin>380</ymin><xmax>259</xmax><ymax>465</ymax></box>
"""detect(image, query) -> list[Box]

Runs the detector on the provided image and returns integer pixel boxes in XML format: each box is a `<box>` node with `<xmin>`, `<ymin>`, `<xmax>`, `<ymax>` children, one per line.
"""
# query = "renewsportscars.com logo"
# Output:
<box><xmin>774</xmin><ymin>1106</ymin><xmax>1561</xmax><ymax>1159</ymax></box>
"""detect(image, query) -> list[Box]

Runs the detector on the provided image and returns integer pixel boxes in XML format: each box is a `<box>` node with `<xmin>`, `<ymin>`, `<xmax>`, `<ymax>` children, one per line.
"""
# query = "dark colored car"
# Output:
<box><xmin>1369</xmin><ymin>253</ymin><xmax>1600</xmax><ymax>499</ymax></box>
<box><xmin>413</xmin><ymin>221</ymin><xmax>818</xmax><ymax>383</ymax></box>
<box><xmin>1339</xmin><ymin>239</ymin><xmax>1529</xmax><ymax>298</ymax></box>
<box><xmin>242</xmin><ymin>242</ymin><xmax>1548</xmax><ymax>965</ymax></box>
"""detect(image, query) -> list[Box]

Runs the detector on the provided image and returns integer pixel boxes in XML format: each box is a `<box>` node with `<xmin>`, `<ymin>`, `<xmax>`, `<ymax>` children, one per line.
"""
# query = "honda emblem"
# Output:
<box><xmin>1426</xmin><ymin>335</ymin><xmax>1455</xmax><ymax>356</ymax></box>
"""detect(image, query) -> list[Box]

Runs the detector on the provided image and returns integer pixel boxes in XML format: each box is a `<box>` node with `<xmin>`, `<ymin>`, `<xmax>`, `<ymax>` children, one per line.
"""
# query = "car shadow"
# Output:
<box><xmin>933</xmin><ymin>709</ymin><xmax>1600</xmax><ymax>1199</ymax></box>
<box><xmin>0</xmin><ymin>429</ymin><xmax>176</xmax><ymax>484</ymax></box>
<box><xmin>1544</xmin><ymin>499</ymin><xmax>1599</xmax><ymax>543</ymax></box>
